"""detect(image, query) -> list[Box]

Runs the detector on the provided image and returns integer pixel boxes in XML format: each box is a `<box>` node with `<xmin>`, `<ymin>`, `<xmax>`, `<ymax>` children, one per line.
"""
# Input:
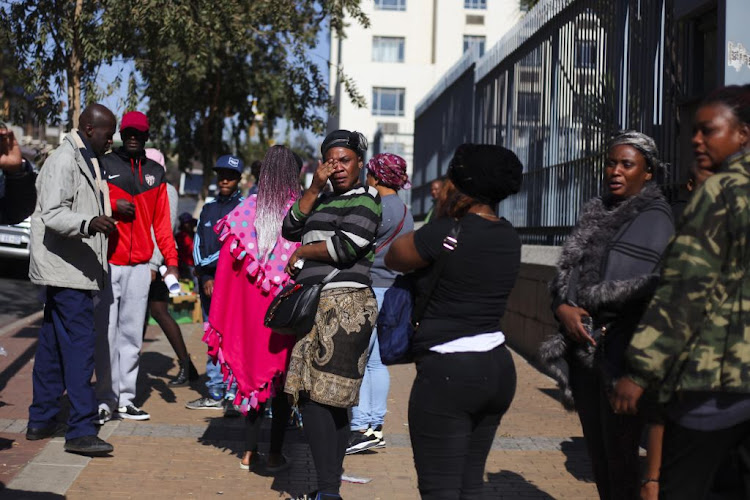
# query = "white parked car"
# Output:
<box><xmin>0</xmin><ymin>216</ymin><xmax>31</xmax><ymax>260</ymax></box>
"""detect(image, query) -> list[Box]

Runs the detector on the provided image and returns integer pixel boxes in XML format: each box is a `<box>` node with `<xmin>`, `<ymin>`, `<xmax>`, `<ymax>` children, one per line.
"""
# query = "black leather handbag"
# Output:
<box><xmin>263</xmin><ymin>269</ymin><xmax>340</xmax><ymax>336</ymax></box>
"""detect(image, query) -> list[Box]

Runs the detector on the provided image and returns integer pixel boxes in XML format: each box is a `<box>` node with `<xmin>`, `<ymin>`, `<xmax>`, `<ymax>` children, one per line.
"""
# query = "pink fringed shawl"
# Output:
<box><xmin>203</xmin><ymin>195</ymin><xmax>300</xmax><ymax>413</ymax></box>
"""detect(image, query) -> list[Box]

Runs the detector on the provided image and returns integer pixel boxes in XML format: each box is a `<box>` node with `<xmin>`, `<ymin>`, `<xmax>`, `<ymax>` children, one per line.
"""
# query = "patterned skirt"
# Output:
<box><xmin>284</xmin><ymin>287</ymin><xmax>377</xmax><ymax>408</ymax></box>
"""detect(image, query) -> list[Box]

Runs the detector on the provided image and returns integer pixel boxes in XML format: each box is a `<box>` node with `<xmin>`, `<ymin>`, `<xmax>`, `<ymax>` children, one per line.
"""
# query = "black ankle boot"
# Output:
<box><xmin>169</xmin><ymin>357</ymin><xmax>199</xmax><ymax>387</ymax></box>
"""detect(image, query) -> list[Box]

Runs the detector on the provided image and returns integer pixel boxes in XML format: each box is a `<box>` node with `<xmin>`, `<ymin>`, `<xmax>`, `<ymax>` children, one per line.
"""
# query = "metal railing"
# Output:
<box><xmin>413</xmin><ymin>0</ymin><xmax>689</xmax><ymax>243</ymax></box>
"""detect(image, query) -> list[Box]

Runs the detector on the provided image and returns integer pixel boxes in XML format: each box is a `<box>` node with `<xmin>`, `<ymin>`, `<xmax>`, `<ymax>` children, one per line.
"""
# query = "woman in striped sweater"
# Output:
<box><xmin>282</xmin><ymin>129</ymin><xmax>381</xmax><ymax>500</ymax></box>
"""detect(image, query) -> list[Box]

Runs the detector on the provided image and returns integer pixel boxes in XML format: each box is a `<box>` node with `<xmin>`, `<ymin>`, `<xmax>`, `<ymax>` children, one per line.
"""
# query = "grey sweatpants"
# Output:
<box><xmin>95</xmin><ymin>263</ymin><xmax>150</xmax><ymax>411</ymax></box>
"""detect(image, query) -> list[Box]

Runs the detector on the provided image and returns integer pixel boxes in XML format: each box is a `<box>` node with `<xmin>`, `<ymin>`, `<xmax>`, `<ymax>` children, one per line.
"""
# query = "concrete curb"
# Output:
<box><xmin>0</xmin><ymin>310</ymin><xmax>43</xmax><ymax>338</ymax></box>
<box><xmin>5</xmin><ymin>419</ymin><xmax>121</xmax><ymax>495</ymax></box>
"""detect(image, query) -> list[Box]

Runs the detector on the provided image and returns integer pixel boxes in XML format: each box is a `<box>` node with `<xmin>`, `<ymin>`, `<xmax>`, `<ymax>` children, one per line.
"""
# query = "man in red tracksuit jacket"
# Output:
<box><xmin>94</xmin><ymin>111</ymin><xmax>179</xmax><ymax>423</ymax></box>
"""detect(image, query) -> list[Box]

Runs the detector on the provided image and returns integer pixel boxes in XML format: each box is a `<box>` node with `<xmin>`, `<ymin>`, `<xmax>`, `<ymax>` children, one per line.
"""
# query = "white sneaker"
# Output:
<box><xmin>117</xmin><ymin>405</ymin><xmax>150</xmax><ymax>420</ymax></box>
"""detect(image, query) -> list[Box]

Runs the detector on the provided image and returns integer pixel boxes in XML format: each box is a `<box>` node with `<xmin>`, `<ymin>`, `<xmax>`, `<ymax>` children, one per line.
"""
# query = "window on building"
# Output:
<box><xmin>463</xmin><ymin>35</ymin><xmax>486</xmax><ymax>57</ymax></box>
<box><xmin>575</xmin><ymin>40</ymin><xmax>597</xmax><ymax>68</ymax></box>
<box><xmin>384</xmin><ymin>142</ymin><xmax>406</xmax><ymax>156</ymax></box>
<box><xmin>373</xmin><ymin>36</ymin><xmax>405</xmax><ymax>63</ymax></box>
<box><xmin>378</xmin><ymin>122</ymin><xmax>400</xmax><ymax>134</ymax></box>
<box><xmin>573</xmin><ymin>94</ymin><xmax>599</xmax><ymax>122</ymax></box>
<box><xmin>372</xmin><ymin>87</ymin><xmax>405</xmax><ymax>116</ymax></box>
<box><xmin>375</xmin><ymin>0</ymin><xmax>406</xmax><ymax>11</ymax></box>
<box><xmin>517</xmin><ymin>92</ymin><xmax>541</xmax><ymax>122</ymax></box>
<box><xmin>464</xmin><ymin>0</ymin><xmax>487</xmax><ymax>9</ymax></box>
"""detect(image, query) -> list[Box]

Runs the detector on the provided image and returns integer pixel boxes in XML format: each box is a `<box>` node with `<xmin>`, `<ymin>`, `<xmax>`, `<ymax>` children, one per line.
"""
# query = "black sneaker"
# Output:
<box><xmin>117</xmin><ymin>405</ymin><xmax>150</xmax><ymax>420</ymax></box>
<box><xmin>95</xmin><ymin>408</ymin><xmax>112</xmax><ymax>426</ymax></box>
<box><xmin>26</xmin><ymin>422</ymin><xmax>65</xmax><ymax>441</ymax></box>
<box><xmin>345</xmin><ymin>427</ymin><xmax>381</xmax><ymax>455</ymax></box>
<box><xmin>287</xmin><ymin>492</ymin><xmax>342</xmax><ymax>500</ymax></box>
<box><xmin>371</xmin><ymin>425</ymin><xmax>386</xmax><ymax>449</ymax></box>
<box><xmin>64</xmin><ymin>435</ymin><xmax>114</xmax><ymax>456</ymax></box>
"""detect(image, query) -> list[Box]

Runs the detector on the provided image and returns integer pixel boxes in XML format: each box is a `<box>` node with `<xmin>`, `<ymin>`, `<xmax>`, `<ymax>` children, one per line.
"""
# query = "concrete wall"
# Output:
<box><xmin>503</xmin><ymin>245</ymin><xmax>561</xmax><ymax>362</ymax></box>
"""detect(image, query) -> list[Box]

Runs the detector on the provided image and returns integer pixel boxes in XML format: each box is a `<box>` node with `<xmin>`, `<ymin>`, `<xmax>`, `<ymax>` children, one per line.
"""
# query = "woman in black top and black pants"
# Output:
<box><xmin>386</xmin><ymin>144</ymin><xmax>523</xmax><ymax>500</ymax></box>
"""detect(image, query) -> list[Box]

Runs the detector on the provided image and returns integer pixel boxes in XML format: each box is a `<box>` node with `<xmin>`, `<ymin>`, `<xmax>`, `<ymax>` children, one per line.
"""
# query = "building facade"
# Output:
<box><xmin>327</xmin><ymin>0</ymin><xmax>522</xmax><ymax>202</ymax></box>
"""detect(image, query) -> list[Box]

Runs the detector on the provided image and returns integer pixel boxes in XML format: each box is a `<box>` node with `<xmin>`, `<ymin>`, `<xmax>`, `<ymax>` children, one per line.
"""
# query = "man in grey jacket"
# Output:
<box><xmin>27</xmin><ymin>103</ymin><xmax>118</xmax><ymax>456</ymax></box>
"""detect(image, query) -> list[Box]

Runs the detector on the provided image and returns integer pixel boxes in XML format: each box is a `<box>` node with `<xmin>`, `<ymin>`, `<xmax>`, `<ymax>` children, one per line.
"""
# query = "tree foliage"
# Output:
<box><xmin>520</xmin><ymin>0</ymin><xmax>541</xmax><ymax>12</ymax></box>
<box><xmin>3</xmin><ymin>0</ymin><xmax>368</xmax><ymax>178</ymax></box>
<box><xmin>3</xmin><ymin>0</ymin><xmax>116</xmax><ymax>128</ymax></box>
<box><xmin>105</xmin><ymin>1</ymin><xmax>367</xmax><ymax>175</ymax></box>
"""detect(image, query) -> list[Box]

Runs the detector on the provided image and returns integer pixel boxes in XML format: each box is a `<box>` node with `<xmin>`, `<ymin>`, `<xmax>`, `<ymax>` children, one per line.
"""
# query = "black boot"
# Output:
<box><xmin>169</xmin><ymin>357</ymin><xmax>199</xmax><ymax>387</ymax></box>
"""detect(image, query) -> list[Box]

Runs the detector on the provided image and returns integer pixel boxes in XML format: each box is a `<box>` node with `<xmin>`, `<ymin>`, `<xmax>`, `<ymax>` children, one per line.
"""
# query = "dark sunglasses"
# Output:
<box><xmin>121</xmin><ymin>128</ymin><xmax>148</xmax><ymax>140</ymax></box>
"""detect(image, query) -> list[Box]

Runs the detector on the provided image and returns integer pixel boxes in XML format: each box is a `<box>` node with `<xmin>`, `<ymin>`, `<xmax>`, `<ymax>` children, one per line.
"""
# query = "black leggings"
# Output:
<box><xmin>408</xmin><ymin>344</ymin><xmax>516</xmax><ymax>500</ymax></box>
<box><xmin>245</xmin><ymin>395</ymin><xmax>292</xmax><ymax>455</ymax></box>
<box><xmin>299</xmin><ymin>398</ymin><xmax>350</xmax><ymax>495</ymax></box>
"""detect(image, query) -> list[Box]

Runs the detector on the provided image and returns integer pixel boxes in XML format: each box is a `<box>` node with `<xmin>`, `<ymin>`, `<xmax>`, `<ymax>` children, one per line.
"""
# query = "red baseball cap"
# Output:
<box><xmin>120</xmin><ymin>111</ymin><xmax>150</xmax><ymax>132</ymax></box>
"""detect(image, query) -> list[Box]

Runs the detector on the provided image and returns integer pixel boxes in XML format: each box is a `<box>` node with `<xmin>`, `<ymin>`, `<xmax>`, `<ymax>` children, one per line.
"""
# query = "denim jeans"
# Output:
<box><xmin>350</xmin><ymin>287</ymin><xmax>390</xmax><ymax>431</ymax></box>
<box><xmin>200</xmin><ymin>280</ymin><xmax>235</xmax><ymax>400</ymax></box>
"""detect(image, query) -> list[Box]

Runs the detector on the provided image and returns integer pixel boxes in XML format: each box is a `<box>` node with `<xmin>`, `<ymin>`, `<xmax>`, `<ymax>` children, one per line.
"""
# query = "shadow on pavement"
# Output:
<box><xmin>561</xmin><ymin>436</ymin><xmax>594</xmax><ymax>482</ymax></box>
<box><xmin>0</xmin><ymin>328</ymin><xmax>39</xmax><ymax>393</ymax></box>
<box><xmin>197</xmin><ymin>416</ymin><xmax>317</xmax><ymax>497</ymax></box>
<box><xmin>136</xmin><ymin>351</ymin><xmax>179</xmax><ymax>406</ymax></box>
<box><xmin>537</xmin><ymin>387</ymin><xmax>568</xmax><ymax>406</ymax></box>
<box><xmin>0</xmin><ymin>487</ymin><xmax>64</xmax><ymax>499</ymax></box>
<box><xmin>486</xmin><ymin>470</ymin><xmax>555</xmax><ymax>498</ymax></box>
<box><xmin>0</xmin><ymin>437</ymin><xmax>13</xmax><ymax>451</ymax></box>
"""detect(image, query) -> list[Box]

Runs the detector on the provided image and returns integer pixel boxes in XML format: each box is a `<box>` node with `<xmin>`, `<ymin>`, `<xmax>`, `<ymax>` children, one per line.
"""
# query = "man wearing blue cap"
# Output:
<box><xmin>186</xmin><ymin>155</ymin><xmax>244</xmax><ymax>412</ymax></box>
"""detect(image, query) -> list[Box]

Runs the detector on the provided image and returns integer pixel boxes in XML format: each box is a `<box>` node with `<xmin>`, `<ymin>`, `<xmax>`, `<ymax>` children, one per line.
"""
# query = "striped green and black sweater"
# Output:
<box><xmin>282</xmin><ymin>185</ymin><xmax>382</xmax><ymax>288</ymax></box>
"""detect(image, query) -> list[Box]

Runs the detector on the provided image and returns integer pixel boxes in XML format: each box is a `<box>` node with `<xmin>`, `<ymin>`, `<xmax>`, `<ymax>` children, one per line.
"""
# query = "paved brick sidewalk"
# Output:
<box><xmin>0</xmin><ymin>319</ymin><xmax>597</xmax><ymax>499</ymax></box>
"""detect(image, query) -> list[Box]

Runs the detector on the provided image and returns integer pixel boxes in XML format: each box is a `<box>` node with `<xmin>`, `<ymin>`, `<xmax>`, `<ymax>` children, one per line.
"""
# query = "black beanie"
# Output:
<box><xmin>321</xmin><ymin>129</ymin><xmax>368</xmax><ymax>159</ymax></box>
<box><xmin>448</xmin><ymin>144</ymin><xmax>523</xmax><ymax>204</ymax></box>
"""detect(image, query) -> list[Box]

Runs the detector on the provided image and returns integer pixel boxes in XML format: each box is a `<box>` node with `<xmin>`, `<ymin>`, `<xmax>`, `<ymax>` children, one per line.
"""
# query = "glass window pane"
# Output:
<box><xmin>373</xmin><ymin>37</ymin><xmax>405</xmax><ymax>63</ymax></box>
<box><xmin>463</xmin><ymin>35</ymin><xmax>486</xmax><ymax>57</ymax></box>
<box><xmin>373</xmin><ymin>87</ymin><xmax>405</xmax><ymax>116</ymax></box>
<box><xmin>464</xmin><ymin>0</ymin><xmax>486</xmax><ymax>10</ymax></box>
<box><xmin>375</xmin><ymin>0</ymin><xmax>406</xmax><ymax>11</ymax></box>
<box><xmin>575</xmin><ymin>40</ymin><xmax>597</xmax><ymax>68</ymax></box>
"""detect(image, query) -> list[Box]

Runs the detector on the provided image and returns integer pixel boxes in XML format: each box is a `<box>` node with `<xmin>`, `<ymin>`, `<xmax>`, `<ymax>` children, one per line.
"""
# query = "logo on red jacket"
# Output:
<box><xmin>145</xmin><ymin>174</ymin><xmax>155</xmax><ymax>186</ymax></box>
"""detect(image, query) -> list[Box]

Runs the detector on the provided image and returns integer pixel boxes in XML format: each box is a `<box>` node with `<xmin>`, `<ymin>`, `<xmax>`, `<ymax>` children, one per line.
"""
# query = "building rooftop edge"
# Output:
<box><xmin>475</xmin><ymin>0</ymin><xmax>575</xmax><ymax>83</ymax></box>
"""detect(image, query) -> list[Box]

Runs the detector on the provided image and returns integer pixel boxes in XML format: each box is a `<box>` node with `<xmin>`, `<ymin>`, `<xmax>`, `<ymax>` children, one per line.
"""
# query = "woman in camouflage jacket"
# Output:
<box><xmin>612</xmin><ymin>85</ymin><xmax>750</xmax><ymax>499</ymax></box>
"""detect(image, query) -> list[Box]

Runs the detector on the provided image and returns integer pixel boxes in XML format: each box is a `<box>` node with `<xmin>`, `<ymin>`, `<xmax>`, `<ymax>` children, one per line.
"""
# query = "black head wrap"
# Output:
<box><xmin>448</xmin><ymin>143</ymin><xmax>523</xmax><ymax>205</ymax></box>
<box><xmin>321</xmin><ymin>129</ymin><xmax>368</xmax><ymax>159</ymax></box>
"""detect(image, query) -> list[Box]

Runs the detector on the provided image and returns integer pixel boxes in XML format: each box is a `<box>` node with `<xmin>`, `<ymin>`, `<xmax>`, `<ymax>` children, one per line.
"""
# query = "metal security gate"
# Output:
<box><xmin>413</xmin><ymin>0</ymin><xmax>688</xmax><ymax>244</ymax></box>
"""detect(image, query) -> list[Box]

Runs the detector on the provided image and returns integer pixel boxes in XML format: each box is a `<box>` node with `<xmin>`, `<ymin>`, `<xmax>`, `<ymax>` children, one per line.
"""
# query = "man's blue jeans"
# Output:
<box><xmin>199</xmin><ymin>284</ymin><xmax>235</xmax><ymax>401</ymax></box>
<box><xmin>351</xmin><ymin>287</ymin><xmax>390</xmax><ymax>431</ymax></box>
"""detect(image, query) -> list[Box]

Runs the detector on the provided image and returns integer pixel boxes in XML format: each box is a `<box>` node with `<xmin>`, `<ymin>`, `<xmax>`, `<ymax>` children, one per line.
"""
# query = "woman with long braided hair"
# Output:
<box><xmin>203</xmin><ymin>145</ymin><xmax>303</xmax><ymax>473</ymax></box>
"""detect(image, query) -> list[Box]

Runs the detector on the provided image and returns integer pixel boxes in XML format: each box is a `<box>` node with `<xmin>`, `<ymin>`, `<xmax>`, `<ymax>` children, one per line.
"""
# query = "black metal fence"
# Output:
<box><xmin>413</xmin><ymin>0</ymin><xmax>693</xmax><ymax>244</ymax></box>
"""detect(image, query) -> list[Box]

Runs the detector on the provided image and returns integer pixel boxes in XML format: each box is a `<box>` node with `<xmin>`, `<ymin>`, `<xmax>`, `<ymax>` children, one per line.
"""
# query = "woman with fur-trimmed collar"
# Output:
<box><xmin>540</xmin><ymin>131</ymin><xmax>674</xmax><ymax>500</ymax></box>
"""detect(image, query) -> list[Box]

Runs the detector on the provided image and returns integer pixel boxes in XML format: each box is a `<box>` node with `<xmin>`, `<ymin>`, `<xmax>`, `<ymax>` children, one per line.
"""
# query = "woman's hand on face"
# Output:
<box><xmin>310</xmin><ymin>159</ymin><xmax>335</xmax><ymax>193</ymax></box>
<box><xmin>555</xmin><ymin>303</ymin><xmax>596</xmax><ymax>346</ymax></box>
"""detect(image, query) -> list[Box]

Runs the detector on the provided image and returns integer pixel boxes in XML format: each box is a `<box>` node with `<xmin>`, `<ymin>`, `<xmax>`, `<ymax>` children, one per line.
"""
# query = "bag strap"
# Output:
<box><xmin>321</xmin><ymin>268</ymin><xmax>341</xmax><ymax>284</ymax></box>
<box><xmin>412</xmin><ymin>220</ymin><xmax>461</xmax><ymax>328</ymax></box>
<box><xmin>375</xmin><ymin>204</ymin><xmax>408</xmax><ymax>254</ymax></box>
